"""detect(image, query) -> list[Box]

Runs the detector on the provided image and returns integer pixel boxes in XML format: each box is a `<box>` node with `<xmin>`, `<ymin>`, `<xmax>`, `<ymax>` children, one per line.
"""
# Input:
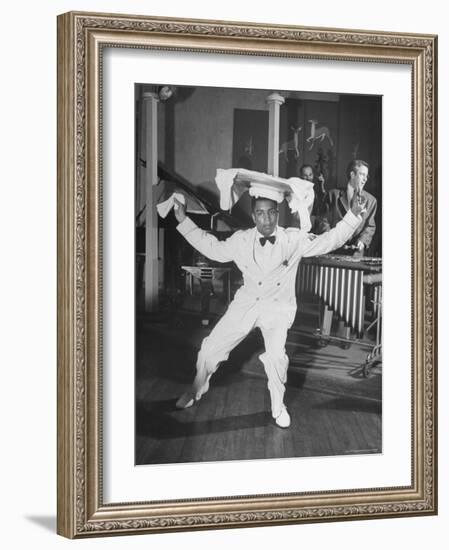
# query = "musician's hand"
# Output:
<box><xmin>353</xmin><ymin>241</ymin><xmax>365</xmax><ymax>257</ymax></box>
<box><xmin>173</xmin><ymin>196</ymin><xmax>187</xmax><ymax>223</ymax></box>
<box><xmin>350</xmin><ymin>192</ymin><xmax>367</xmax><ymax>216</ymax></box>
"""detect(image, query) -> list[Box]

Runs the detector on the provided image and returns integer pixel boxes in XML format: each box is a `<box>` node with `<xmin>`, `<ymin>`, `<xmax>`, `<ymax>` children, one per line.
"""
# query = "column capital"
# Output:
<box><xmin>142</xmin><ymin>91</ymin><xmax>159</xmax><ymax>102</ymax></box>
<box><xmin>266</xmin><ymin>92</ymin><xmax>285</xmax><ymax>106</ymax></box>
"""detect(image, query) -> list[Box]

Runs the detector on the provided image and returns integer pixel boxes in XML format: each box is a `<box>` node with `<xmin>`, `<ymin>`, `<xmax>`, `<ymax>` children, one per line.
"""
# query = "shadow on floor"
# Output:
<box><xmin>24</xmin><ymin>515</ymin><xmax>56</xmax><ymax>533</ymax></box>
<box><xmin>136</xmin><ymin>399</ymin><xmax>272</xmax><ymax>439</ymax></box>
<box><xmin>312</xmin><ymin>395</ymin><xmax>382</xmax><ymax>414</ymax></box>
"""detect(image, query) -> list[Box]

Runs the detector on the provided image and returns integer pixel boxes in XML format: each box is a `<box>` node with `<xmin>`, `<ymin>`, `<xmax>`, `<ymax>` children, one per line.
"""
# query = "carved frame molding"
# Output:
<box><xmin>57</xmin><ymin>11</ymin><xmax>437</xmax><ymax>538</ymax></box>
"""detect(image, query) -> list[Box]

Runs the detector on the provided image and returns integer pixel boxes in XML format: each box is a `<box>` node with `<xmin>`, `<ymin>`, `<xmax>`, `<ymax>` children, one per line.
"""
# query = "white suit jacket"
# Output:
<box><xmin>177</xmin><ymin>211</ymin><xmax>361</xmax><ymax>331</ymax></box>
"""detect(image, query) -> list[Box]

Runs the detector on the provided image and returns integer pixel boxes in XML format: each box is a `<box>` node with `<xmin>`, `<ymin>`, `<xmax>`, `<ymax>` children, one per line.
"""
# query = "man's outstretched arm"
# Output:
<box><xmin>174</xmin><ymin>197</ymin><xmax>236</xmax><ymax>263</ymax></box>
<box><xmin>302</xmin><ymin>193</ymin><xmax>365</xmax><ymax>257</ymax></box>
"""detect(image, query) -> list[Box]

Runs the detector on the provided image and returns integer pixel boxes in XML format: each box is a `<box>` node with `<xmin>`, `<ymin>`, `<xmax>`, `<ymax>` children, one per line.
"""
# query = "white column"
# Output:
<box><xmin>266</xmin><ymin>93</ymin><xmax>285</xmax><ymax>177</ymax></box>
<box><xmin>143</xmin><ymin>92</ymin><xmax>159</xmax><ymax>312</ymax></box>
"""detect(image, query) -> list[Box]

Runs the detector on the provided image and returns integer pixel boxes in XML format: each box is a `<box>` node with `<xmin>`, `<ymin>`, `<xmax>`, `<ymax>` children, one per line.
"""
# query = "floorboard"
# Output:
<box><xmin>135</xmin><ymin>305</ymin><xmax>382</xmax><ymax>465</ymax></box>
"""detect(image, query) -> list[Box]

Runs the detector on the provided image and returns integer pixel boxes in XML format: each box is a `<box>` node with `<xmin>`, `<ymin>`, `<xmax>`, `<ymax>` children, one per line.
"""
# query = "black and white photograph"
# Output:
<box><xmin>2</xmin><ymin>0</ymin><xmax>443</xmax><ymax>544</ymax></box>
<box><xmin>134</xmin><ymin>83</ymin><xmax>383</xmax><ymax>466</ymax></box>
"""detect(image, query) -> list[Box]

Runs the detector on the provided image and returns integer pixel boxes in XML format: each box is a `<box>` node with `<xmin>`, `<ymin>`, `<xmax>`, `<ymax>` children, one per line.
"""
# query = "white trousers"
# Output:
<box><xmin>189</xmin><ymin>308</ymin><xmax>289</xmax><ymax>418</ymax></box>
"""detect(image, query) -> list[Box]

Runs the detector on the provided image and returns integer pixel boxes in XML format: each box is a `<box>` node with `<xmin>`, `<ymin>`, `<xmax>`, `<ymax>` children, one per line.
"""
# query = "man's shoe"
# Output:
<box><xmin>175</xmin><ymin>392</ymin><xmax>195</xmax><ymax>409</ymax></box>
<box><xmin>274</xmin><ymin>407</ymin><xmax>291</xmax><ymax>428</ymax></box>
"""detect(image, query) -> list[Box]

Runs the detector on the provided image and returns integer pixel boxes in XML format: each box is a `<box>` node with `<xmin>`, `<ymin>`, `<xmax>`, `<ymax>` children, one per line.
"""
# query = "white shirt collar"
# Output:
<box><xmin>256</xmin><ymin>227</ymin><xmax>277</xmax><ymax>239</ymax></box>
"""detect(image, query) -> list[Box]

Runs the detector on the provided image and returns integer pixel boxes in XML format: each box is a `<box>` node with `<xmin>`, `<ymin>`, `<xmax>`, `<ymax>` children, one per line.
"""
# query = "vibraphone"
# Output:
<box><xmin>298</xmin><ymin>255</ymin><xmax>382</xmax><ymax>338</ymax></box>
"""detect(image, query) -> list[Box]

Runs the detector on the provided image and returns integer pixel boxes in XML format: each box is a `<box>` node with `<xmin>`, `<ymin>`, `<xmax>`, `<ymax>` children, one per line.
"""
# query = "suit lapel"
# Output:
<box><xmin>246</xmin><ymin>228</ymin><xmax>264</xmax><ymax>275</ymax></box>
<box><xmin>337</xmin><ymin>188</ymin><xmax>369</xmax><ymax>225</ymax></box>
<box><xmin>338</xmin><ymin>189</ymin><xmax>350</xmax><ymax>213</ymax></box>
<box><xmin>276</xmin><ymin>228</ymin><xmax>289</xmax><ymax>263</ymax></box>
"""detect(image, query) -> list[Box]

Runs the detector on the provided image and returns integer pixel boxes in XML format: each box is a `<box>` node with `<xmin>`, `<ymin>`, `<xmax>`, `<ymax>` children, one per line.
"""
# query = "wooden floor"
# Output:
<box><xmin>135</xmin><ymin>305</ymin><xmax>382</xmax><ymax>466</ymax></box>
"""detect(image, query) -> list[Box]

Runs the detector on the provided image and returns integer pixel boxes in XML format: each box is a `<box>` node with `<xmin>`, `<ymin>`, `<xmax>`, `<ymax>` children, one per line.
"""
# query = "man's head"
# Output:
<box><xmin>299</xmin><ymin>164</ymin><xmax>314</xmax><ymax>182</ymax></box>
<box><xmin>347</xmin><ymin>160</ymin><xmax>369</xmax><ymax>192</ymax></box>
<box><xmin>251</xmin><ymin>197</ymin><xmax>279</xmax><ymax>237</ymax></box>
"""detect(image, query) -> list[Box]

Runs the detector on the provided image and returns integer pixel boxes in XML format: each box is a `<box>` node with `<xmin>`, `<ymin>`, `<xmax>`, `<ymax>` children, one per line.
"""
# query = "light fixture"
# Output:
<box><xmin>158</xmin><ymin>85</ymin><xmax>174</xmax><ymax>101</ymax></box>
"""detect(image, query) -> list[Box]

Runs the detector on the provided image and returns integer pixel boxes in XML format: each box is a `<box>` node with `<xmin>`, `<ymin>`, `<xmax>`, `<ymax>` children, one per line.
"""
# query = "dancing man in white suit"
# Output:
<box><xmin>173</xmin><ymin>181</ymin><xmax>365</xmax><ymax>428</ymax></box>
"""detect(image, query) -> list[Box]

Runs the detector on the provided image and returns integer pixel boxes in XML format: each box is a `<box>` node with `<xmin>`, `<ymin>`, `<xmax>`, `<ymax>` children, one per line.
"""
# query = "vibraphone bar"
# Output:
<box><xmin>298</xmin><ymin>255</ymin><xmax>382</xmax><ymax>337</ymax></box>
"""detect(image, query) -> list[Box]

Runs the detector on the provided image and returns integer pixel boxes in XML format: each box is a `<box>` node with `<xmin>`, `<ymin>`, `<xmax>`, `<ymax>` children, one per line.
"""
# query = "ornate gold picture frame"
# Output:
<box><xmin>57</xmin><ymin>11</ymin><xmax>437</xmax><ymax>538</ymax></box>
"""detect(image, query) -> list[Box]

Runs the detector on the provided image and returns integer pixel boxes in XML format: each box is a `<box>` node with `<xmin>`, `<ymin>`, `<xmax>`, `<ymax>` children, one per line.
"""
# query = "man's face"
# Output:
<box><xmin>349</xmin><ymin>165</ymin><xmax>369</xmax><ymax>192</ymax></box>
<box><xmin>251</xmin><ymin>198</ymin><xmax>279</xmax><ymax>237</ymax></box>
<box><xmin>300</xmin><ymin>166</ymin><xmax>314</xmax><ymax>181</ymax></box>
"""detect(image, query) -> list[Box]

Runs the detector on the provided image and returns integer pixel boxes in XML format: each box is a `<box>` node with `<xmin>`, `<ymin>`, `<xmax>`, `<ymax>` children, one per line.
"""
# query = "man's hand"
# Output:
<box><xmin>350</xmin><ymin>191</ymin><xmax>367</xmax><ymax>216</ymax></box>
<box><xmin>173</xmin><ymin>196</ymin><xmax>187</xmax><ymax>224</ymax></box>
<box><xmin>353</xmin><ymin>240</ymin><xmax>365</xmax><ymax>257</ymax></box>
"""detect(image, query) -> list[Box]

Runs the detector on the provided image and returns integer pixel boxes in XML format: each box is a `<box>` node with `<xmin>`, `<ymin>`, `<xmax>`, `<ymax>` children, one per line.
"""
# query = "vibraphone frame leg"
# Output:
<box><xmin>317</xmin><ymin>304</ymin><xmax>332</xmax><ymax>346</ymax></box>
<box><xmin>362</xmin><ymin>286</ymin><xmax>382</xmax><ymax>378</ymax></box>
<box><xmin>322</xmin><ymin>305</ymin><xmax>332</xmax><ymax>336</ymax></box>
<box><xmin>337</xmin><ymin>321</ymin><xmax>352</xmax><ymax>349</ymax></box>
<box><xmin>318</xmin><ymin>306</ymin><xmax>352</xmax><ymax>349</ymax></box>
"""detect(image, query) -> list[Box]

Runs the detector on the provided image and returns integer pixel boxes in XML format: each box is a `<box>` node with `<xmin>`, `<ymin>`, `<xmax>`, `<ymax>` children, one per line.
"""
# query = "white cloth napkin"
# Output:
<box><xmin>215</xmin><ymin>168</ymin><xmax>243</xmax><ymax>210</ymax></box>
<box><xmin>156</xmin><ymin>192</ymin><xmax>186</xmax><ymax>218</ymax></box>
<box><xmin>285</xmin><ymin>177</ymin><xmax>314</xmax><ymax>232</ymax></box>
<box><xmin>214</xmin><ymin>168</ymin><xmax>315</xmax><ymax>231</ymax></box>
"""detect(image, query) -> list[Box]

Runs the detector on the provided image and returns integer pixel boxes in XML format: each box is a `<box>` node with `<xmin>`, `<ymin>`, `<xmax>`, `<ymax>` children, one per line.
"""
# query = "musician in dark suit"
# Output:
<box><xmin>318</xmin><ymin>159</ymin><xmax>377</xmax><ymax>344</ymax></box>
<box><xmin>320</xmin><ymin>159</ymin><xmax>377</xmax><ymax>256</ymax></box>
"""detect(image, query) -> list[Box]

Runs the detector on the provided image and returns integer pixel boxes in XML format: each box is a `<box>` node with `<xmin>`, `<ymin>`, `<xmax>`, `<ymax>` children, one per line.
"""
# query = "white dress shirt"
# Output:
<box><xmin>254</xmin><ymin>229</ymin><xmax>282</xmax><ymax>272</ymax></box>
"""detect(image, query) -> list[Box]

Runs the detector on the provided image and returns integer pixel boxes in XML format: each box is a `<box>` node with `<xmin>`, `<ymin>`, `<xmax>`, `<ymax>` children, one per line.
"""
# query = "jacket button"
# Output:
<box><xmin>277</xmin><ymin>282</ymin><xmax>280</xmax><ymax>286</ymax></box>
<box><xmin>258</xmin><ymin>281</ymin><xmax>262</xmax><ymax>285</ymax></box>
<box><xmin>256</xmin><ymin>297</ymin><xmax>260</xmax><ymax>301</ymax></box>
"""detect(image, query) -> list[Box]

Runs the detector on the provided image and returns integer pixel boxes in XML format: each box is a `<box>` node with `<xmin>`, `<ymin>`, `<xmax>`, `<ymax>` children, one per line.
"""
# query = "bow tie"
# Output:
<box><xmin>259</xmin><ymin>236</ymin><xmax>276</xmax><ymax>246</ymax></box>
